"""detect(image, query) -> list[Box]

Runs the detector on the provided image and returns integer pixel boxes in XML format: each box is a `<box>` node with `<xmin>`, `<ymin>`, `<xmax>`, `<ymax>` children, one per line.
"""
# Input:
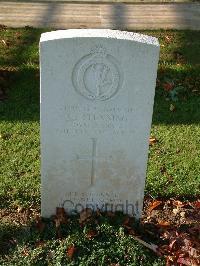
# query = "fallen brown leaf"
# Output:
<box><xmin>15</xmin><ymin>32</ymin><xmax>21</xmax><ymax>39</ymax></box>
<box><xmin>149</xmin><ymin>137</ymin><xmax>157</xmax><ymax>146</ymax></box>
<box><xmin>21</xmin><ymin>247</ymin><xmax>30</xmax><ymax>256</ymax></box>
<box><xmin>163</xmin><ymin>82</ymin><xmax>174</xmax><ymax>92</ymax></box>
<box><xmin>148</xmin><ymin>200</ymin><xmax>162</xmax><ymax>212</ymax></box>
<box><xmin>86</xmin><ymin>230</ymin><xmax>98</xmax><ymax>239</ymax></box>
<box><xmin>177</xmin><ymin>257</ymin><xmax>198</xmax><ymax>266</ymax></box>
<box><xmin>173</xmin><ymin>208</ymin><xmax>180</xmax><ymax>215</ymax></box>
<box><xmin>172</xmin><ymin>200</ymin><xmax>186</xmax><ymax>208</ymax></box>
<box><xmin>56</xmin><ymin>207</ymin><xmax>68</xmax><ymax>224</ymax></box>
<box><xmin>157</xmin><ymin>220</ymin><xmax>171</xmax><ymax>227</ymax></box>
<box><xmin>35</xmin><ymin>241</ymin><xmax>45</xmax><ymax>247</ymax></box>
<box><xmin>66</xmin><ymin>245</ymin><xmax>77</xmax><ymax>259</ymax></box>
<box><xmin>35</xmin><ymin>216</ymin><xmax>45</xmax><ymax>233</ymax></box>
<box><xmin>193</xmin><ymin>200</ymin><xmax>200</xmax><ymax>209</ymax></box>
<box><xmin>79</xmin><ymin>208</ymin><xmax>93</xmax><ymax>224</ymax></box>
<box><xmin>165</xmin><ymin>36</ymin><xmax>172</xmax><ymax>43</ymax></box>
<box><xmin>52</xmin><ymin>208</ymin><xmax>68</xmax><ymax>230</ymax></box>
<box><xmin>169</xmin><ymin>239</ymin><xmax>177</xmax><ymax>250</ymax></box>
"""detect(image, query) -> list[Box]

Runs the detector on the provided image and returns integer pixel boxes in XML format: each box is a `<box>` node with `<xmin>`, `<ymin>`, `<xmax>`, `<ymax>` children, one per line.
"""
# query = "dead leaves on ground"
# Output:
<box><xmin>163</xmin><ymin>230</ymin><xmax>200</xmax><ymax>266</ymax></box>
<box><xmin>35</xmin><ymin>207</ymin><xmax>69</xmax><ymax>237</ymax></box>
<box><xmin>52</xmin><ymin>207</ymin><xmax>69</xmax><ymax>238</ymax></box>
<box><xmin>33</xmin><ymin>198</ymin><xmax>200</xmax><ymax>265</ymax></box>
<box><xmin>143</xmin><ymin>198</ymin><xmax>200</xmax><ymax>266</ymax></box>
<box><xmin>54</xmin><ymin>207</ymin><xmax>68</xmax><ymax>226</ymax></box>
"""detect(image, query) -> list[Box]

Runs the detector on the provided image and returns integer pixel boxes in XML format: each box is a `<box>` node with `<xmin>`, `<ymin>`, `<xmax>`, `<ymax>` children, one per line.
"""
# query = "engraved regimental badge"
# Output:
<box><xmin>72</xmin><ymin>46</ymin><xmax>123</xmax><ymax>101</ymax></box>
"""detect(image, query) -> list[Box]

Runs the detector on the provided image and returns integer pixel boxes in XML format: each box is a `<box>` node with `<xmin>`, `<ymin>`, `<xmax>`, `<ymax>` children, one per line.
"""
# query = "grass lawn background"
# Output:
<box><xmin>0</xmin><ymin>28</ymin><xmax>199</xmax><ymax>265</ymax></box>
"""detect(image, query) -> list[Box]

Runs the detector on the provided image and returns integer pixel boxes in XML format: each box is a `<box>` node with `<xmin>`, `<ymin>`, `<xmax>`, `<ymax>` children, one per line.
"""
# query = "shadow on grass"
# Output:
<box><xmin>0</xmin><ymin>68</ymin><xmax>40</xmax><ymax>122</ymax></box>
<box><xmin>0</xmin><ymin>29</ymin><xmax>200</xmax><ymax>124</ymax></box>
<box><xmin>153</xmin><ymin>67</ymin><xmax>200</xmax><ymax>125</ymax></box>
<box><xmin>0</xmin><ymin>222</ymin><xmax>26</xmax><ymax>256</ymax></box>
<box><xmin>0</xmin><ymin>28</ymin><xmax>43</xmax><ymax>122</ymax></box>
<box><xmin>1</xmin><ymin>66</ymin><xmax>200</xmax><ymax>125</ymax></box>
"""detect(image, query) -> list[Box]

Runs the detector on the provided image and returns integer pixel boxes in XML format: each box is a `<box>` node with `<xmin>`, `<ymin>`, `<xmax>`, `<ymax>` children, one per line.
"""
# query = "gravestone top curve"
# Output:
<box><xmin>40</xmin><ymin>29</ymin><xmax>159</xmax><ymax>47</ymax></box>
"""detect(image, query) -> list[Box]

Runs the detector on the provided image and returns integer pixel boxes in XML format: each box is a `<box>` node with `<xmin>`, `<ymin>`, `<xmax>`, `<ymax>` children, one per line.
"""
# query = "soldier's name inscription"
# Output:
<box><xmin>63</xmin><ymin>105</ymin><xmax>135</xmax><ymax>136</ymax></box>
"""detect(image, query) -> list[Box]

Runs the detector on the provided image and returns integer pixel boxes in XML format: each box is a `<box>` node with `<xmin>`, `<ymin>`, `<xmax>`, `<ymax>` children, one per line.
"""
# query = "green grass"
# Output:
<box><xmin>146</xmin><ymin>30</ymin><xmax>200</xmax><ymax>198</ymax></box>
<box><xmin>0</xmin><ymin>28</ymin><xmax>200</xmax><ymax>264</ymax></box>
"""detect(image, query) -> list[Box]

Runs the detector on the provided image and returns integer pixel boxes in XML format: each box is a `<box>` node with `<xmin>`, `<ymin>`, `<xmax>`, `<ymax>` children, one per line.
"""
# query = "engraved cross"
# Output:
<box><xmin>76</xmin><ymin>138</ymin><xmax>100</xmax><ymax>186</ymax></box>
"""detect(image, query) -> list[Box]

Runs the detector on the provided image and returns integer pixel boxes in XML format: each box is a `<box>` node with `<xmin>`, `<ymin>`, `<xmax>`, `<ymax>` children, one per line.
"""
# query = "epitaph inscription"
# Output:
<box><xmin>72</xmin><ymin>46</ymin><xmax>123</xmax><ymax>101</ymax></box>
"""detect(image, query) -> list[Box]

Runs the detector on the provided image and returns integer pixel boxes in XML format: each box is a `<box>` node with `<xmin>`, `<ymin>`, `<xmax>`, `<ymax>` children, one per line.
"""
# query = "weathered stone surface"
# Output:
<box><xmin>40</xmin><ymin>29</ymin><xmax>159</xmax><ymax>218</ymax></box>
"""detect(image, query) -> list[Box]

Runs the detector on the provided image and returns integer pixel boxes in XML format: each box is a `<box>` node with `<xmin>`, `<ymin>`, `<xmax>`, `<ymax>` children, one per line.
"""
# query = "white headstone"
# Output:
<box><xmin>40</xmin><ymin>29</ymin><xmax>159</xmax><ymax>219</ymax></box>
